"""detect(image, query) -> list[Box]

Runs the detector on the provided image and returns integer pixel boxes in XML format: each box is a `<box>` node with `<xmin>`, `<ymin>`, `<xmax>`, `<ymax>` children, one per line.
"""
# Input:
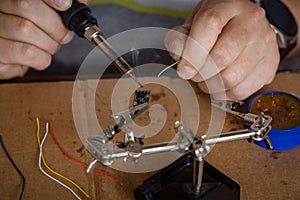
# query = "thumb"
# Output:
<box><xmin>164</xmin><ymin>25</ymin><xmax>190</xmax><ymax>61</ymax></box>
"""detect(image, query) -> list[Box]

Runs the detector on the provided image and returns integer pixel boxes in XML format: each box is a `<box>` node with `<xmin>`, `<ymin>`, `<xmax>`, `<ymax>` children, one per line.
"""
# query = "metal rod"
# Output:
<box><xmin>110</xmin><ymin>143</ymin><xmax>179</xmax><ymax>159</ymax></box>
<box><xmin>142</xmin><ymin>143</ymin><xmax>179</xmax><ymax>154</ymax></box>
<box><xmin>86</xmin><ymin>159</ymin><xmax>98</xmax><ymax>173</ymax></box>
<box><xmin>193</xmin><ymin>156</ymin><xmax>204</xmax><ymax>193</ymax></box>
<box><xmin>205</xmin><ymin>130</ymin><xmax>256</xmax><ymax>145</ymax></box>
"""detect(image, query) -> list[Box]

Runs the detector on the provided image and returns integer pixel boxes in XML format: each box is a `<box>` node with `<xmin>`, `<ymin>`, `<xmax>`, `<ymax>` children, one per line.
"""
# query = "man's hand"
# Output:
<box><xmin>0</xmin><ymin>0</ymin><xmax>87</xmax><ymax>80</ymax></box>
<box><xmin>165</xmin><ymin>0</ymin><xmax>280</xmax><ymax>100</ymax></box>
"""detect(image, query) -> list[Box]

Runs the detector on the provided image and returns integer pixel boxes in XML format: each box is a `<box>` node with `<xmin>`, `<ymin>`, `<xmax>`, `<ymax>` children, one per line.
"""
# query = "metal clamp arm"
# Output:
<box><xmin>86</xmin><ymin>101</ymin><xmax>273</xmax><ymax>173</ymax></box>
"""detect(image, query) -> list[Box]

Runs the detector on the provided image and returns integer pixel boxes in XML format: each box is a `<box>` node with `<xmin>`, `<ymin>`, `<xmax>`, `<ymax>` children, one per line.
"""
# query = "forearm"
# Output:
<box><xmin>281</xmin><ymin>0</ymin><xmax>300</xmax><ymax>56</ymax></box>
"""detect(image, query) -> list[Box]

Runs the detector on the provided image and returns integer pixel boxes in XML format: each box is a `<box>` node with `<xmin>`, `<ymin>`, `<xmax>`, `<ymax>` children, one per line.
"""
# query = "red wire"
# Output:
<box><xmin>46</xmin><ymin>121</ymin><xmax>123</xmax><ymax>186</ymax></box>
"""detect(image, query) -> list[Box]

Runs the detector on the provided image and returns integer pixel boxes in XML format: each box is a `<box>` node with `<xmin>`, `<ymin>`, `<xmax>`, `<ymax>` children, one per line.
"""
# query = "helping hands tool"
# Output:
<box><xmin>57</xmin><ymin>0</ymin><xmax>143</xmax><ymax>87</ymax></box>
<box><xmin>85</xmin><ymin>100</ymin><xmax>273</xmax><ymax>193</ymax></box>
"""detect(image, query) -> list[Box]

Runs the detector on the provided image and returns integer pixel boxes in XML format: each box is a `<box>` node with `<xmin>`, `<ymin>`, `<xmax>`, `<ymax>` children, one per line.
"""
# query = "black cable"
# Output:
<box><xmin>0</xmin><ymin>135</ymin><xmax>25</xmax><ymax>200</ymax></box>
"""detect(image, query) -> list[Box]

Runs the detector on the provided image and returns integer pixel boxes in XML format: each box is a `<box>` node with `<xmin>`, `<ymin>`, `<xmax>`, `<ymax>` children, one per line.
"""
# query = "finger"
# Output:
<box><xmin>164</xmin><ymin>27</ymin><xmax>188</xmax><ymax>60</ymax></box>
<box><xmin>43</xmin><ymin>0</ymin><xmax>72</xmax><ymax>11</ymax></box>
<box><xmin>198</xmin><ymin>17</ymin><xmax>250</xmax><ymax>81</ymax></box>
<box><xmin>0</xmin><ymin>0</ymin><xmax>72</xmax><ymax>44</ymax></box>
<box><xmin>211</xmin><ymin>51</ymin><xmax>279</xmax><ymax>101</ymax></box>
<box><xmin>0</xmin><ymin>64</ymin><xmax>29</xmax><ymax>80</ymax></box>
<box><xmin>0</xmin><ymin>12</ymin><xmax>60</xmax><ymax>55</ymax></box>
<box><xmin>200</xmin><ymin>6</ymin><xmax>269</xmax><ymax>82</ymax></box>
<box><xmin>172</xmin><ymin>11</ymin><xmax>251</xmax><ymax>82</ymax></box>
<box><xmin>183</xmin><ymin>1</ymin><xmax>203</xmax><ymax>27</ymax></box>
<box><xmin>164</xmin><ymin>2</ymin><xmax>202</xmax><ymax>61</ymax></box>
<box><xmin>0</xmin><ymin>37</ymin><xmax>51</xmax><ymax>71</ymax></box>
<box><xmin>177</xmin><ymin>2</ymin><xmax>241</xmax><ymax>79</ymax></box>
<box><xmin>197</xmin><ymin>42</ymin><xmax>265</xmax><ymax>93</ymax></box>
<box><xmin>198</xmin><ymin>30</ymin><xmax>278</xmax><ymax>97</ymax></box>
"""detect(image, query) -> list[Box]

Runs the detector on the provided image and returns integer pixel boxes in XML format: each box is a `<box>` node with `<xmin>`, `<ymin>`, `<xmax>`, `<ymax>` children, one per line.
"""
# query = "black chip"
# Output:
<box><xmin>133</xmin><ymin>90</ymin><xmax>150</xmax><ymax>107</ymax></box>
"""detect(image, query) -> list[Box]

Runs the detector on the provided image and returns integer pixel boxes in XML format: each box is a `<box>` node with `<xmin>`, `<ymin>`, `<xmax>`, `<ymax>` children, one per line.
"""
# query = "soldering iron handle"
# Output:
<box><xmin>57</xmin><ymin>0</ymin><xmax>98</xmax><ymax>38</ymax></box>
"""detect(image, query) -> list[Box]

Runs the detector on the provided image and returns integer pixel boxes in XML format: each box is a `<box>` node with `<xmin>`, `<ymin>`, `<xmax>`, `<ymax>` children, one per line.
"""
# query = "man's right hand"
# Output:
<box><xmin>0</xmin><ymin>0</ymin><xmax>77</xmax><ymax>80</ymax></box>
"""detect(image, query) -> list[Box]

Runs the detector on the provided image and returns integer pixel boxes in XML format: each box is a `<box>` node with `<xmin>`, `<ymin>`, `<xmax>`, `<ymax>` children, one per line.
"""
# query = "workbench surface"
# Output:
<box><xmin>0</xmin><ymin>73</ymin><xmax>299</xmax><ymax>200</ymax></box>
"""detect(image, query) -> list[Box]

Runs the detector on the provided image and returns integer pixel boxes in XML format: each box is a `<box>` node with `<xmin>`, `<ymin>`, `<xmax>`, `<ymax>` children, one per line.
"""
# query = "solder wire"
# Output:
<box><xmin>157</xmin><ymin>60</ymin><xmax>179</xmax><ymax>77</ymax></box>
<box><xmin>36</xmin><ymin>118</ymin><xmax>89</xmax><ymax>199</ymax></box>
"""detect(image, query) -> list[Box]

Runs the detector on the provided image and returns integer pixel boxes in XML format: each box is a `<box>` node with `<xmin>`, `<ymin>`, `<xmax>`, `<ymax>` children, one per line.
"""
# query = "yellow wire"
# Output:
<box><xmin>36</xmin><ymin>118</ymin><xmax>89</xmax><ymax>198</ymax></box>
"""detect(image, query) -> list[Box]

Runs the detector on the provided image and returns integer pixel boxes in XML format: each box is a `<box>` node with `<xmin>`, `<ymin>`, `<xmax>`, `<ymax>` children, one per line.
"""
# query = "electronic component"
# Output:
<box><xmin>133</xmin><ymin>90</ymin><xmax>150</xmax><ymax>107</ymax></box>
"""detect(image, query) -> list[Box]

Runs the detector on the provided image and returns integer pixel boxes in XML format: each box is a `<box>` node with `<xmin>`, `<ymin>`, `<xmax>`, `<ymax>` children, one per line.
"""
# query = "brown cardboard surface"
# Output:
<box><xmin>0</xmin><ymin>73</ymin><xmax>299</xmax><ymax>200</ymax></box>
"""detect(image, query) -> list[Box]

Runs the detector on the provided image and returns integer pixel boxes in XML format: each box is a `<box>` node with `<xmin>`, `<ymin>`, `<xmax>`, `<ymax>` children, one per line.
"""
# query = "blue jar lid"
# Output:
<box><xmin>248</xmin><ymin>90</ymin><xmax>300</xmax><ymax>150</ymax></box>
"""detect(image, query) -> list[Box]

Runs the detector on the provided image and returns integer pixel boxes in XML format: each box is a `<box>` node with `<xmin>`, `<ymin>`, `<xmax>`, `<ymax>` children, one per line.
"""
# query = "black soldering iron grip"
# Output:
<box><xmin>57</xmin><ymin>0</ymin><xmax>98</xmax><ymax>38</ymax></box>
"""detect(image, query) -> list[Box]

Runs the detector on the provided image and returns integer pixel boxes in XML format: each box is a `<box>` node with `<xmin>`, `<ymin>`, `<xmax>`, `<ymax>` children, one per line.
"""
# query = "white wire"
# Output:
<box><xmin>38</xmin><ymin>123</ymin><xmax>82</xmax><ymax>200</ymax></box>
<box><xmin>157</xmin><ymin>60</ymin><xmax>179</xmax><ymax>77</ymax></box>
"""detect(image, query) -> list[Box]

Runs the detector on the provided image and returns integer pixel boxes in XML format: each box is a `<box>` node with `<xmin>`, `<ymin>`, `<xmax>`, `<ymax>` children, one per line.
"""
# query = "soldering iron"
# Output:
<box><xmin>57</xmin><ymin>0</ymin><xmax>143</xmax><ymax>87</ymax></box>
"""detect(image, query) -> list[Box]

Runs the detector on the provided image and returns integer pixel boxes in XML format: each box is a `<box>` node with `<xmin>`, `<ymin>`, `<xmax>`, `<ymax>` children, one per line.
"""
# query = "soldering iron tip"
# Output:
<box><xmin>128</xmin><ymin>73</ymin><xmax>143</xmax><ymax>88</ymax></box>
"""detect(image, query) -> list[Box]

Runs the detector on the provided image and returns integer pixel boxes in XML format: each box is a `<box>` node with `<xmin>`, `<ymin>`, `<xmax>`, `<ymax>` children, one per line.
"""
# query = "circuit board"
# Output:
<box><xmin>133</xmin><ymin>90</ymin><xmax>150</xmax><ymax>107</ymax></box>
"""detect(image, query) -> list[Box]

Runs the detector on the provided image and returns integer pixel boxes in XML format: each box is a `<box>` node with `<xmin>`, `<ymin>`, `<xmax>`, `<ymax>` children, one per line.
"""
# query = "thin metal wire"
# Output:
<box><xmin>157</xmin><ymin>60</ymin><xmax>179</xmax><ymax>77</ymax></box>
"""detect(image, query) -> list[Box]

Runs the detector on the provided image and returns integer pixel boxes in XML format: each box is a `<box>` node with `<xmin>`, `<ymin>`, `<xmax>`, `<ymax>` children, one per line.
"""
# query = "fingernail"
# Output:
<box><xmin>168</xmin><ymin>39</ymin><xmax>182</xmax><ymax>59</ymax></box>
<box><xmin>54</xmin><ymin>0</ymin><xmax>71</xmax><ymax>9</ymax></box>
<box><xmin>61</xmin><ymin>31</ymin><xmax>74</xmax><ymax>44</ymax></box>
<box><xmin>168</xmin><ymin>39</ymin><xmax>179</xmax><ymax>51</ymax></box>
<box><xmin>177</xmin><ymin>66</ymin><xmax>197</xmax><ymax>79</ymax></box>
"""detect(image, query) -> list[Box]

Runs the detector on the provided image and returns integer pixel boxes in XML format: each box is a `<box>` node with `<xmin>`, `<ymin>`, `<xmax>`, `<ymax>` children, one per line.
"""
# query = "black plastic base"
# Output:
<box><xmin>134</xmin><ymin>153</ymin><xmax>240</xmax><ymax>200</ymax></box>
